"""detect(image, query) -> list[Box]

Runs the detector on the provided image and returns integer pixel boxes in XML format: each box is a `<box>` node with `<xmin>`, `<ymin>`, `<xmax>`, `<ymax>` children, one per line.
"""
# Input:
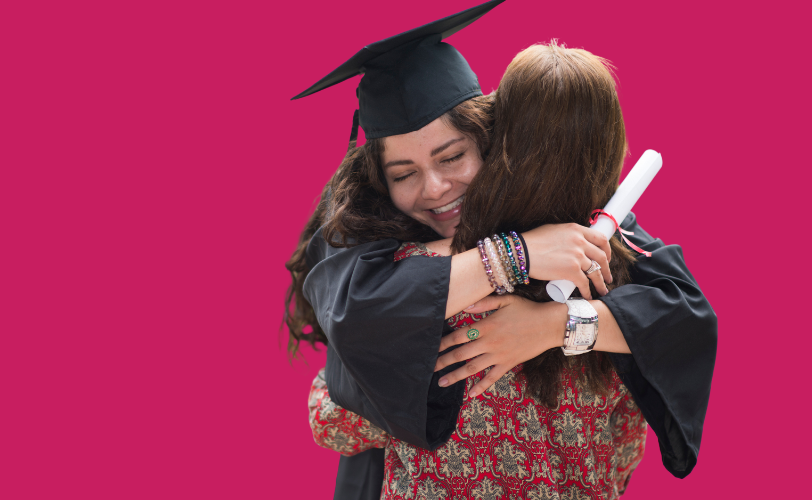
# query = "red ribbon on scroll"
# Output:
<box><xmin>589</xmin><ymin>209</ymin><xmax>652</xmax><ymax>258</ymax></box>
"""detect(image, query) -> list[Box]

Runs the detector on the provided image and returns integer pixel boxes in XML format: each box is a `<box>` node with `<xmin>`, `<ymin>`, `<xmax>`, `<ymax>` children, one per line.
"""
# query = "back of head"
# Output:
<box><xmin>451</xmin><ymin>41</ymin><xmax>634</xmax><ymax>407</ymax></box>
<box><xmin>452</xmin><ymin>41</ymin><xmax>628</xmax><ymax>255</ymax></box>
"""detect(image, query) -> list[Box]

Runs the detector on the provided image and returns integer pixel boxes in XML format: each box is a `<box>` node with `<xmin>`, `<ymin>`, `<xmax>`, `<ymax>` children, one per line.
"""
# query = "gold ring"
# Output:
<box><xmin>467</xmin><ymin>328</ymin><xmax>480</xmax><ymax>340</ymax></box>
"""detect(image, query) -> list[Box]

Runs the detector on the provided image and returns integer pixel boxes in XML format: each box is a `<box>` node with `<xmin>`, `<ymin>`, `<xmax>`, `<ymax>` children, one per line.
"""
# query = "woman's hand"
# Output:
<box><xmin>522</xmin><ymin>224</ymin><xmax>612</xmax><ymax>299</ymax></box>
<box><xmin>435</xmin><ymin>294</ymin><xmax>568</xmax><ymax>398</ymax></box>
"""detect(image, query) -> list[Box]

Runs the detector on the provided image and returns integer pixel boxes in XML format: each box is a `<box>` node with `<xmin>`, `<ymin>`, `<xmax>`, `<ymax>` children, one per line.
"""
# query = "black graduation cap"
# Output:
<box><xmin>292</xmin><ymin>0</ymin><xmax>505</xmax><ymax>142</ymax></box>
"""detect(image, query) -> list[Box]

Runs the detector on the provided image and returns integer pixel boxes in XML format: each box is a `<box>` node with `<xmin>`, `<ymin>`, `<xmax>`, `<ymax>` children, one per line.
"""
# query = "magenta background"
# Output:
<box><xmin>1</xmin><ymin>0</ymin><xmax>809</xmax><ymax>498</ymax></box>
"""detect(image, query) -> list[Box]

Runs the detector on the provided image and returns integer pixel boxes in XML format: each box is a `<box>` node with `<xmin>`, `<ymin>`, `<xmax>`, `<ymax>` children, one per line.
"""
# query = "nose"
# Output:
<box><xmin>421</xmin><ymin>169</ymin><xmax>453</xmax><ymax>201</ymax></box>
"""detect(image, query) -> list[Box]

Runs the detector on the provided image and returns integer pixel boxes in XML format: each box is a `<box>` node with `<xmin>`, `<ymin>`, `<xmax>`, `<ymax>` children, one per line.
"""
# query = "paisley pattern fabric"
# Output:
<box><xmin>381</xmin><ymin>364</ymin><xmax>646</xmax><ymax>500</ymax></box>
<box><xmin>393</xmin><ymin>242</ymin><xmax>440</xmax><ymax>261</ymax></box>
<box><xmin>309</xmin><ymin>242</ymin><xmax>647</xmax><ymax>498</ymax></box>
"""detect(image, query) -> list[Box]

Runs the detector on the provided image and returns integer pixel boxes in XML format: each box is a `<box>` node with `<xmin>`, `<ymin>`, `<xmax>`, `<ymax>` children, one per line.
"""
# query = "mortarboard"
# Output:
<box><xmin>291</xmin><ymin>0</ymin><xmax>505</xmax><ymax>146</ymax></box>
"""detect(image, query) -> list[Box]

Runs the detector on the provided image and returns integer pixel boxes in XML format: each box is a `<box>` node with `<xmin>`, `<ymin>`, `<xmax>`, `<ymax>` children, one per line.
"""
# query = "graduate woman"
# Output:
<box><xmin>286</xmin><ymin>1</ymin><xmax>716</xmax><ymax>497</ymax></box>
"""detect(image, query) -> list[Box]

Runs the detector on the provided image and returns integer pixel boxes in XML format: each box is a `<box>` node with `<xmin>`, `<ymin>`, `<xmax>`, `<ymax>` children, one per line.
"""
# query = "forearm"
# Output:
<box><xmin>447</xmin><ymin>247</ymin><xmax>494</xmax><ymax>318</ymax></box>
<box><xmin>435</xmin><ymin>295</ymin><xmax>630</xmax><ymax>397</ymax></box>
<box><xmin>535</xmin><ymin>300</ymin><xmax>631</xmax><ymax>354</ymax></box>
<box><xmin>523</xmin><ymin>299</ymin><xmax>631</xmax><ymax>355</ymax></box>
<box><xmin>304</xmin><ymin>231</ymin><xmax>463</xmax><ymax>449</ymax></box>
<box><xmin>591</xmin><ymin>300</ymin><xmax>631</xmax><ymax>354</ymax></box>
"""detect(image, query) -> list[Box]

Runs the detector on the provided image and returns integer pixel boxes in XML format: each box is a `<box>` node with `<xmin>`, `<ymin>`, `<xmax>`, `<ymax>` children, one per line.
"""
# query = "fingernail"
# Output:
<box><xmin>439</xmin><ymin>378</ymin><xmax>448</xmax><ymax>387</ymax></box>
<box><xmin>468</xmin><ymin>390</ymin><xmax>477</xmax><ymax>398</ymax></box>
<box><xmin>465</xmin><ymin>305</ymin><xmax>476</xmax><ymax>310</ymax></box>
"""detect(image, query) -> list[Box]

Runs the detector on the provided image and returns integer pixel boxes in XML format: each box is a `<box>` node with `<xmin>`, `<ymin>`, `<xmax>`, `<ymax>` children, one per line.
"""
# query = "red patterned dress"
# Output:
<box><xmin>309</xmin><ymin>243</ymin><xmax>647</xmax><ymax>500</ymax></box>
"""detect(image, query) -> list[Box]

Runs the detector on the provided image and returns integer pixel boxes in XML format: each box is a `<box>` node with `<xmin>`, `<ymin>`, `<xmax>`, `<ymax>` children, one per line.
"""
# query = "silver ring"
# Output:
<box><xmin>585</xmin><ymin>260</ymin><xmax>601</xmax><ymax>275</ymax></box>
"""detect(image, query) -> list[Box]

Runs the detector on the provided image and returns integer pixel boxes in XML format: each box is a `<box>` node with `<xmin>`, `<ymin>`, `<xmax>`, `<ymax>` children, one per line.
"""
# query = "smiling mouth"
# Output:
<box><xmin>430</xmin><ymin>195</ymin><xmax>465</xmax><ymax>214</ymax></box>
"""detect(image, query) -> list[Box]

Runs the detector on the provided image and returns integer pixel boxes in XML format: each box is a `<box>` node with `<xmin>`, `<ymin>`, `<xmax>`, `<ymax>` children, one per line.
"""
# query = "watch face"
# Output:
<box><xmin>573</xmin><ymin>324</ymin><xmax>595</xmax><ymax>346</ymax></box>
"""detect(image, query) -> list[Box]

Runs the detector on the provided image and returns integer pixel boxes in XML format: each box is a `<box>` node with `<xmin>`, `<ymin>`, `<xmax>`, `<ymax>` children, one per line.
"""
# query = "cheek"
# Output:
<box><xmin>386</xmin><ymin>182</ymin><xmax>417</xmax><ymax>216</ymax></box>
<box><xmin>459</xmin><ymin>157</ymin><xmax>483</xmax><ymax>184</ymax></box>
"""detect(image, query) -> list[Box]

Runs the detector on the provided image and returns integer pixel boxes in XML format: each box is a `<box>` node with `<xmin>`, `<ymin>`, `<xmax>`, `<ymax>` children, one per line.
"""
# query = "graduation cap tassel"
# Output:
<box><xmin>347</xmin><ymin>109</ymin><xmax>360</xmax><ymax>153</ymax></box>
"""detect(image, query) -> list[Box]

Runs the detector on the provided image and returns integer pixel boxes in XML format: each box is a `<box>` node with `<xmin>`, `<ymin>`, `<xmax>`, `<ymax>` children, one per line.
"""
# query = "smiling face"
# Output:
<box><xmin>381</xmin><ymin>117</ymin><xmax>483</xmax><ymax>238</ymax></box>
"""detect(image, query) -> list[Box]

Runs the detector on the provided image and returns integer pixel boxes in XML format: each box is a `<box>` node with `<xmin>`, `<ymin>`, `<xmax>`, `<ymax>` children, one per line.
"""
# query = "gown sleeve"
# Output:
<box><xmin>303</xmin><ymin>213</ymin><xmax>717</xmax><ymax>481</ymax></box>
<box><xmin>599</xmin><ymin>212</ymin><xmax>718</xmax><ymax>479</ymax></box>
<box><xmin>303</xmin><ymin>229</ymin><xmax>466</xmax><ymax>451</ymax></box>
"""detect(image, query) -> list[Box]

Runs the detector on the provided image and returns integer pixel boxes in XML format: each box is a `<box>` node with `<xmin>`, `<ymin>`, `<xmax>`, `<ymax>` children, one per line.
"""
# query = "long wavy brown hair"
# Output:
<box><xmin>284</xmin><ymin>95</ymin><xmax>494</xmax><ymax>358</ymax></box>
<box><xmin>450</xmin><ymin>42</ymin><xmax>636</xmax><ymax>407</ymax></box>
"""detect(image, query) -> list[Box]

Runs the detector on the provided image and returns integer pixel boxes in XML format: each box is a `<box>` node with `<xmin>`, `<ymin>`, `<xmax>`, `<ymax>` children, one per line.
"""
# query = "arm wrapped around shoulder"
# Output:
<box><xmin>308</xmin><ymin>368</ymin><xmax>389</xmax><ymax>457</ymax></box>
<box><xmin>303</xmin><ymin>228</ymin><xmax>463</xmax><ymax>450</ymax></box>
<box><xmin>599</xmin><ymin>213</ymin><xmax>718</xmax><ymax>478</ymax></box>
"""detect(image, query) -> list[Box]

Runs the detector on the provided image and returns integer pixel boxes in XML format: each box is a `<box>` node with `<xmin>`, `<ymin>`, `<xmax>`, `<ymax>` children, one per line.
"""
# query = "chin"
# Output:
<box><xmin>433</xmin><ymin>221</ymin><xmax>458</xmax><ymax>239</ymax></box>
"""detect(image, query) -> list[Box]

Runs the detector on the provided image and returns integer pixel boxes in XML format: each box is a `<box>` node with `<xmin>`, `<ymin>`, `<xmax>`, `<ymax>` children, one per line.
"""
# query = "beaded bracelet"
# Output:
<box><xmin>499</xmin><ymin>232</ymin><xmax>522</xmax><ymax>285</ymax></box>
<box><xmin>476</xmin><ymin>239</ymin><xmax>503</xmax><ymax>293</ymax></box>
<box><xmin>488</xmin><ymin>238</ymin><xmax>513</xmax><ymax>293</ymax></box>
<box><xmin>493</xmin><ymin>235</ymin><xmax>518</xmax><ymax>285</ymax></box>
<box><xmin>510</xmin><ymin>231</ymin><xmax>530</xmax><ymax>285</ymax></box>
<box><xmin>516</xmin><ymin>232</ymin><xmax>531</xmax><ymax>275</ymax></box>
<box><xmin>484</xmin><ymin>237</ymin><xmax>513</xmax><ymax>293</ymax></box>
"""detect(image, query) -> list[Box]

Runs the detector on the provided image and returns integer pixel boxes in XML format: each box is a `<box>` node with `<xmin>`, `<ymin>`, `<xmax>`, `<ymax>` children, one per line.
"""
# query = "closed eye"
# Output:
<box><xmin>441</xmin><ymin>152</ymin><xmax>464</xmax><ymax>164</ymax></box>
<box><xmin>392</xmin><ymin>172</ymin><xmax>415</xmax><ymax>183</ymax></box>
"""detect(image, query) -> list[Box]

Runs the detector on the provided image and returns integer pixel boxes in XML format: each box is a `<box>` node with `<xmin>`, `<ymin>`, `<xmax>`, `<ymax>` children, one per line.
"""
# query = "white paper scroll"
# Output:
<box><xmin>546</xmin><ymin>149</ymin><xmax>663</xmax><ymax>303</ymax></box>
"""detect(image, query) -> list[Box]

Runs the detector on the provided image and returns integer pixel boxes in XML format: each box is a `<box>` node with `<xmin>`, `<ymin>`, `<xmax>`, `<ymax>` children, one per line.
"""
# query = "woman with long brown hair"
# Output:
<box><xmin>309</xmin><ymin>42</ymin><xmax>679</xmax><ymax>498</ymax></box>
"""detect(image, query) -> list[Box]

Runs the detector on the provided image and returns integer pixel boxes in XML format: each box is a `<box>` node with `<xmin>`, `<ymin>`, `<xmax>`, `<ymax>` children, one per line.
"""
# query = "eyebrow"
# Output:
<box><xmin>383</xmin><ymin>137</ymin><xmax>465</xmax><ymax>169</ymax></box>
<box><xmin>431</xmin><ymin>137</ymin><xmax>464</xmax><ymax>157</ymax></box>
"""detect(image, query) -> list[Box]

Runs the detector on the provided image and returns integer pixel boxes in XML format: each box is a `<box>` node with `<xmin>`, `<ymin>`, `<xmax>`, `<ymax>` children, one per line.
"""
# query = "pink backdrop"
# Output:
<box><xmin>2</xmin><ymin>0</ymin><xmax>809</xmax><ymax>498</ymax></box>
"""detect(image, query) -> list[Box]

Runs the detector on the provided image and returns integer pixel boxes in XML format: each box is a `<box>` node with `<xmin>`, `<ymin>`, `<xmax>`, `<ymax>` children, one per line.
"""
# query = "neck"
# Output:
<box><xmin>425</xmin><ymin>238</ymin><xmax>453</xmax><ymax>256</ymax></box>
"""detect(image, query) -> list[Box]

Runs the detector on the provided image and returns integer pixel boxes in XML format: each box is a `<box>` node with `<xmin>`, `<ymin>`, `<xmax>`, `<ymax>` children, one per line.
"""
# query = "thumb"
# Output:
<box><xmin>465</xmin><ymin>294</ymin><xmax>512</xmax><ymax>313</ymax></box>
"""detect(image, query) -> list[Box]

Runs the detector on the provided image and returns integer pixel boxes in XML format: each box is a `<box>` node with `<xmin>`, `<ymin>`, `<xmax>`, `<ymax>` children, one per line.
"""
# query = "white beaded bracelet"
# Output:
<box><xmin>484</xmin><ymin>237</ymin><xmax>514</xmax><ymax>293</ymax></box>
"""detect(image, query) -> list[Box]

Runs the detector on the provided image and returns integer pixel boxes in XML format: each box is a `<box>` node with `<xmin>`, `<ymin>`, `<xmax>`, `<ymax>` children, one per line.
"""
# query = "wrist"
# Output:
<box><xmin>562</xmin><ymin>298</ymin><xmax>599</xmax><ymax>356</ymax></box>
<box><xmin>539</xmin><ymin>301</ymin><xmax>568</xmax><ymax>351</ymax></box>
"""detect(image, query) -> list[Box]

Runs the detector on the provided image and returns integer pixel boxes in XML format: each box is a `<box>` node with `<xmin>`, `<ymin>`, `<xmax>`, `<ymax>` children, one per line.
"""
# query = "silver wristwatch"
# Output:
<box><xmin>562</xmin><ymin>298</ymin><xmax>598</xmax><ymax>356</ymax></box>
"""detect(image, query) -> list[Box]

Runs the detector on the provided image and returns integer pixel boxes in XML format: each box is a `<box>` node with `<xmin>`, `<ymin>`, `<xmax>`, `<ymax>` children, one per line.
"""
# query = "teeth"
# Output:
<box><xmin>431</xmin><ymin>195</ymin><xmax>464</xmax><ymax>214</ymax></box>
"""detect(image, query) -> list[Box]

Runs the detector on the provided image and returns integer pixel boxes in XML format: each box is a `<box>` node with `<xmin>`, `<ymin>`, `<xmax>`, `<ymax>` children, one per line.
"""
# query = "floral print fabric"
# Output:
<box><xmin>308</xmin><ymin>368</ymin><xmax>389</xmax><ymax>457</ymax></box>
<box><xmin>309</xmin><ymin>242</ymin><xmax>647</xmax><ymax>499</ymax></box>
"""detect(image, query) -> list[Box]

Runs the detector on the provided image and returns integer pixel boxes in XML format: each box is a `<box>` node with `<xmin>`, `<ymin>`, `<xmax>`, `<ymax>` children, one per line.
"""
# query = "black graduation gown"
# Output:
<box><xmin>303</xmin><ymin>213</ymin><xmax>717</xmax><ymax>498</ymax></box>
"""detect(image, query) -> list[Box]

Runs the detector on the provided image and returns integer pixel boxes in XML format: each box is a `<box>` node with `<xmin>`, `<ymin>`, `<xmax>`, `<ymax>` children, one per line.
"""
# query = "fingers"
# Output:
<box><xmin>581</xmin><ymin>255</ymin><xmax>608</xmax><ymax>296</ymax></box>
<box><xmin>582</xmin><ymin>227</ymin><xmax>612</xmax><ymax>264</ymax></box>
<box><xmin>465</xmin><ymin>294</ymin><xmax>512</xmax><ymax>314</ymax></box>
<box><xmin>438</xmin><ymin>325</ymin><xmax>479</xmax><ymax>352</ymax></box>
<box><xmin>581</xmin><ymin>245</ymin><xmax>609</xmax><ymax>295</ymax></box>
<box><xmin>435</xmin><ymin>337</ymin><xmax>486</xmax><ymax>372</ymax></box>
<box><xmin>439</xmin><ymin>295</ymin><xmax>514</xmax><ymax>353</ymax></box>
<box><xmin>583</xmin><ymin>241</ymin><xmax>612</xmax><ymax>286</ymax></box>
<box><xmin>467</xmin><ymin>365</ymin><xmax>509</xmax><ymax>399</ymax></box>
<box><xmin>572</xmin><ymin>258</ymin><xmax>593</xmax><ymax>300</ymax></box>
<box><xmin>437</xmin><ymin>354</ymin><xmax>496</xmax><ymax>389</ymax></box>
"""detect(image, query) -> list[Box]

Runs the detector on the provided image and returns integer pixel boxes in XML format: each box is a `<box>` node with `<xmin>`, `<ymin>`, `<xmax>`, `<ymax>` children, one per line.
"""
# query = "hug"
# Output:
<box><xmin>286</xmin><ymin>1</ymin><xmax>717</xmax><ymax>498</ymax></box>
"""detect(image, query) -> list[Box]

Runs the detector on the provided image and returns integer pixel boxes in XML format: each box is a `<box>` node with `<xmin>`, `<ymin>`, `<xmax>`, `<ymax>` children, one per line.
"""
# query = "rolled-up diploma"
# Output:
<box><xmin>546</xmin><ymin>149</ymin><xmax>663</xmax><ymax>303</ymax></box>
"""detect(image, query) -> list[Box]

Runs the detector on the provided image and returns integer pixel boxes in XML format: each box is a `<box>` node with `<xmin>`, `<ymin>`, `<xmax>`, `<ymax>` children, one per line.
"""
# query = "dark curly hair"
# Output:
<box><xmin>284</xmin><ymin>95</ymin><xmax>495</xmax><ymax>358</ymax></box>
